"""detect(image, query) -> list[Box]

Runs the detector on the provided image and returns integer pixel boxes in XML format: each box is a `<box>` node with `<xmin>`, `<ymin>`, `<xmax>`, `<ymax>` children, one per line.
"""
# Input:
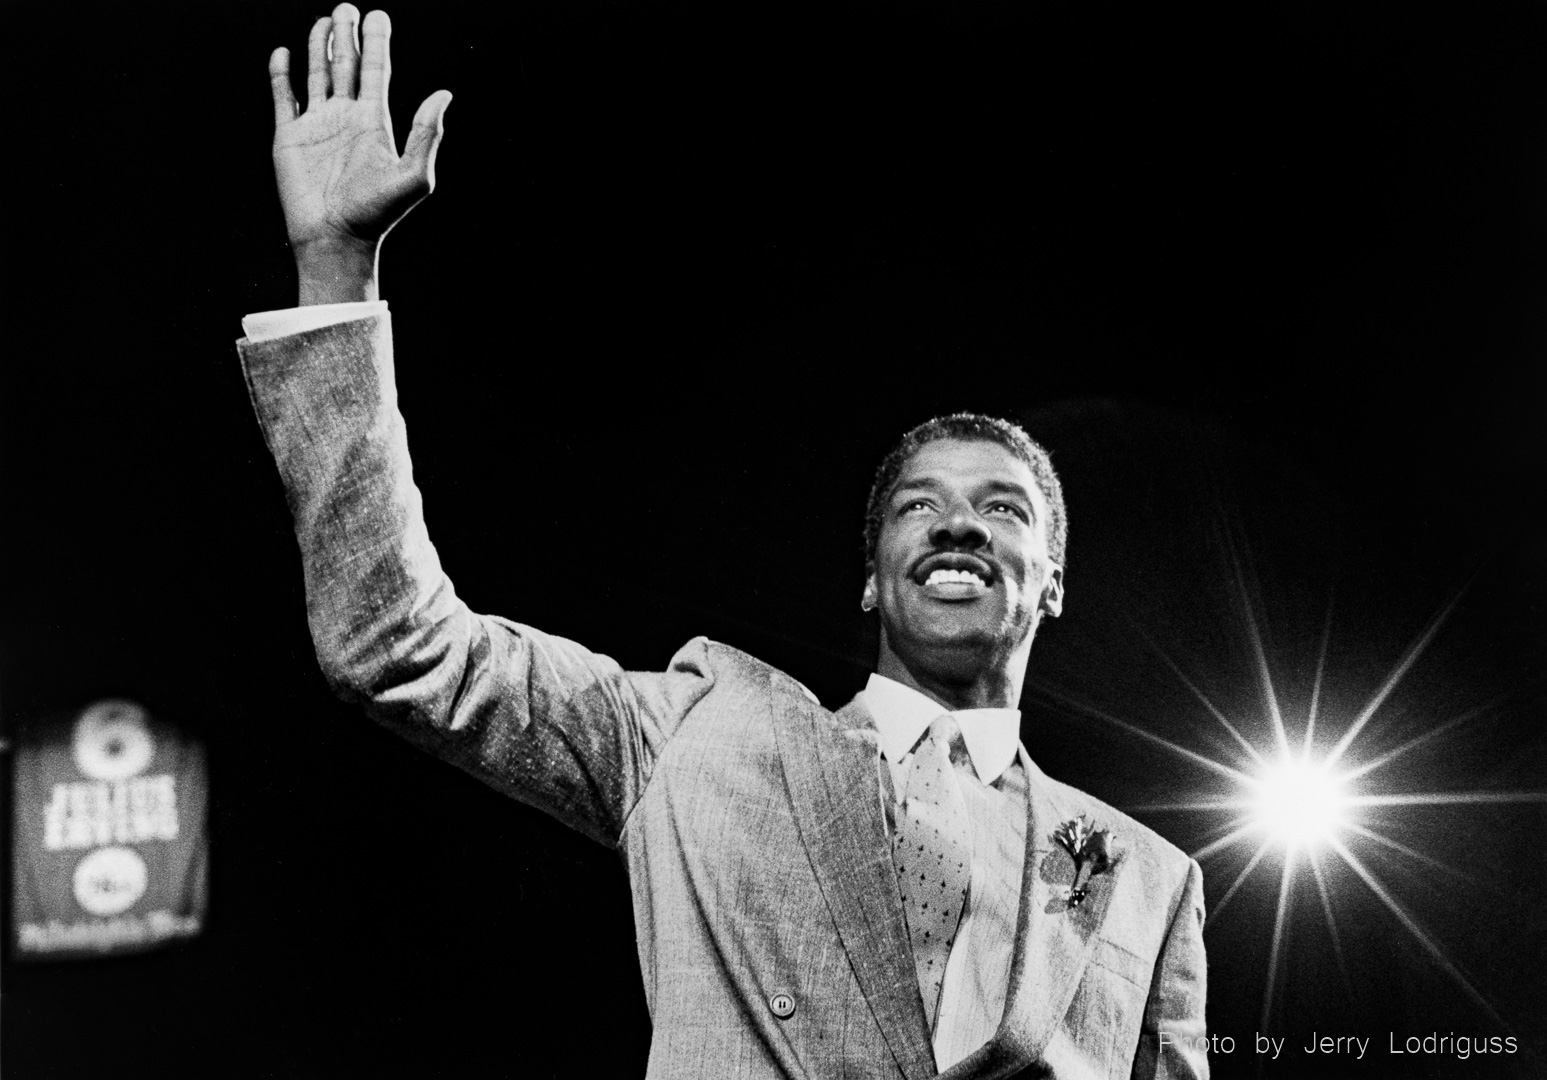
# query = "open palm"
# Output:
<box><xmin>270</xmin><ymin>6</ymin><xmax>450</xmax><ymax>258</ymax></box>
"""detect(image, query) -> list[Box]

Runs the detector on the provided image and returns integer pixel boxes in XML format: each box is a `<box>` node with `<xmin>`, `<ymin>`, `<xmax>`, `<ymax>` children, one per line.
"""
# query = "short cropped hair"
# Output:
<box><xmin>863</xmin><ymin>413</ymin><xmax>1068</xmax><ymax>576</ymax></box>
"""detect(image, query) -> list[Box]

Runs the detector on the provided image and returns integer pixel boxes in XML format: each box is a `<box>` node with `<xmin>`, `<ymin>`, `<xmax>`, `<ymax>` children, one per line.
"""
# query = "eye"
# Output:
<box><xmin>898</xmin><ymin>497</ymin><xmax>934</xmax><ymax>515</ymax></box>
<box><xmin>986</xmin><ymin>501</ymin><xmax>1029</xmax><ymax>522</ymax></box>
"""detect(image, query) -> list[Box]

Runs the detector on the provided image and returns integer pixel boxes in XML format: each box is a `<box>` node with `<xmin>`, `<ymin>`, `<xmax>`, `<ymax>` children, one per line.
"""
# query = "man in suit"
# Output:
<box><xmin>241</xmin><ymin>7</ymin><xmax>1208</xmax><ymax>1077</ymax></box>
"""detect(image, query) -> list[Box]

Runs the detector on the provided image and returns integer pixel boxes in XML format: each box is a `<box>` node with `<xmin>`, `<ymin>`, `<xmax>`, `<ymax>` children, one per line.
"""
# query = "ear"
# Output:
<box><xmin>1040</xmin><ymin>564</ymin><xmax>1064</xmax><ymax>618</ymax></box>
<box><xmin>861</xmin><ymin>575</ymin><xmax>878</xmax><ymax>613</ymax></box>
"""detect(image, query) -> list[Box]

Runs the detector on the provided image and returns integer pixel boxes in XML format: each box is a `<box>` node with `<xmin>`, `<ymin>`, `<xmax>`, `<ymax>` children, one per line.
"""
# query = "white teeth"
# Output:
<box><xmin>925</xmin><ymin>568</ymin><xmax>986</xmax><ymax>587</ymax></box>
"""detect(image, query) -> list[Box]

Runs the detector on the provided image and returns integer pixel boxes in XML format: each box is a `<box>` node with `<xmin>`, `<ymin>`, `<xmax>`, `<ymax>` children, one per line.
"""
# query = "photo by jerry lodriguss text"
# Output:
<box><xmin>1160</xmin><ymin>1031</ymin><xmax>1521</xmax><ymax>1062</ymax></box>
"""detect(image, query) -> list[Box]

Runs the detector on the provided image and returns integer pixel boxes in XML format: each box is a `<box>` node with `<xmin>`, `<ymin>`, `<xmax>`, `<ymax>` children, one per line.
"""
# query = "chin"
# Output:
<box><xmin>924</xmin><ymin>607</ymin><xmax>1028</xmax><ymax>648</ymax></box>
<box><xmin>890</xmin><ymin>621</ymin><xmax>1020</xmax><ymax>676</ymax></box>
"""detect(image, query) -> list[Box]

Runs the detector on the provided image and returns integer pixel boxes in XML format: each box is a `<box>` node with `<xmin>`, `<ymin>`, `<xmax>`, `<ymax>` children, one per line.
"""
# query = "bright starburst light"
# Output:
<box><xmin>1029</xmin><ymin>539</ymin><xmax>1547</xmax><ymax>1035</ymax></box>
<box><xmin>1247</xmin><ymin>755</ymin><xmax>1348</xmax><ymax>848</ymax></box>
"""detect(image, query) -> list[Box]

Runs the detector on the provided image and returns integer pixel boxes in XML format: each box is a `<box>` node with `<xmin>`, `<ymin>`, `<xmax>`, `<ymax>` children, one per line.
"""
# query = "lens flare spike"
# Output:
<box><xmin>1307</xmin><ymin>854</ymin><xmax>1354</xmax><ymax>1003</ymax></box>
<box><xmin>1343</xmin><ymin>822</ymin><xmax>1481</xmax><ymax>888</ymax></box>
<box><xmin>1030</xmin><ymin>682</ymin><xmax>1255</xmax><ymax>786</ymax></box>
<box><xmin>1348</xmin><ymin>791</ymin><xmax>1547</xmax><ymax>808</ymax></box>
<box><xmin>1207</xmin><ymin>842</ymin><xmax>1273</xmax><ymax>926</ymax></box>
<box><xmin>1190</xmin><ymin>821</ymin><xmax>1260</xmax><ymax>862</ymax></box>
<box><xmin>1325</xmin><ymin>583</ymin><xmax>1469</xmax><ymax>771</ymax></box>
<box><xmin>1218</xmin><ymin>517</ymin><xmax>1292</xmax><ymax>758</ymax></box>
<box><xmin>1127</xmin><ymin>617</ymin><xmax>1265</xmax><ymax>767</ymax></box>
<box><xmin>1341</xmin><ymin>694</ymin><xmax>1509</xmax><ymax>784</ymax></box>
<box><xmin>1327</xmin><ymin>837</ymin><xmax>1512</xmax><ymax>1032</ymax></box>
<box><xmin>1304</xmin><ymin>592</ymin><xmax>1335</xmax><ymax>755</ymax></box>
<box><xmin>1125</xmin><ymin>799</ymin><xmax>1253</xmax><ymax>814</ymax></box>
<box><xmin>1260</xmin><ymin>846</ymin><xmax>1298</xmax><ymax>1029</ymax></box>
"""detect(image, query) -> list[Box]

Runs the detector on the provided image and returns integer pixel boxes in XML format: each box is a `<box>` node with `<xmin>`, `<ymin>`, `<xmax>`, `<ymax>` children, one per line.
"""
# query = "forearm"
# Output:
<box><xmin>238</xmin><ymin>314</ymin><xmax>443</xmax><ymax>702</ymax></box>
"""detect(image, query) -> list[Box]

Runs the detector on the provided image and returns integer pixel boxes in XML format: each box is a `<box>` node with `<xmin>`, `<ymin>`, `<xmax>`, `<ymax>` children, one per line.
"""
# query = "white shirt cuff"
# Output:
<box><xmin>242</xmin><ymin>301</ymin><xmax>389</xmax><ymax>342</ymax></box>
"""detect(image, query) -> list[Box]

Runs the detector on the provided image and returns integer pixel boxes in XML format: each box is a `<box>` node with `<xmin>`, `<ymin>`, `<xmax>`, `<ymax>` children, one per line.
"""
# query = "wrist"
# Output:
<box><xmin>294</xmin><ymin>238</ymin><xmax>380</xmax><ymax>306</ymax></box>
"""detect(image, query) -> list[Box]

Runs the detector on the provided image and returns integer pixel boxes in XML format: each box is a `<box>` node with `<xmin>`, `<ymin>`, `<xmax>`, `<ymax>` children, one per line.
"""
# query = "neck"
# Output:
<box><xmin>875</xmin><ymin>640</ymin><xmax>1032</xmax><ymax>711</ymax></box>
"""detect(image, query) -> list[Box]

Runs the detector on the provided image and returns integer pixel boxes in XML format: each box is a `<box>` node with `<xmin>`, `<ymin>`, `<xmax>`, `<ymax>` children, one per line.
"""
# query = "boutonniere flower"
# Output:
<box><xmin>1052</xmin><ymin>815</ymin><xmax>1119</xmax><ymax>908</ymax></box>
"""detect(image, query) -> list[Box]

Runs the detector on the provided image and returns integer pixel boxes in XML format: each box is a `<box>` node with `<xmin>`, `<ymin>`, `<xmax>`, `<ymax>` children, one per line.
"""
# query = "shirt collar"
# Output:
<box><xmin>861</xmin><ymin>673</ymin><xmax>1022</xmax><ymax>786</ymax></box>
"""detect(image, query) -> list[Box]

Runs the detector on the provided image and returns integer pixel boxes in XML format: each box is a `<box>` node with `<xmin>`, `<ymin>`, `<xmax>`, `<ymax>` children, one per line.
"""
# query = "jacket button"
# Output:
<box><xmin>768</xmin><ymin>992</ymin><xmax>796</xmax><ymax>1019</ymax></box>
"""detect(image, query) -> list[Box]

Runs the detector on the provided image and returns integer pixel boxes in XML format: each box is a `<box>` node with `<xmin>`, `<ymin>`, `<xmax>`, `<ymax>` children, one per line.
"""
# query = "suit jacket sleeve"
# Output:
<box><xmin>1130</xmin><ymin>857</ymin><xmax>1209</xmax><ymax>1079</ymax></box>
<box><xmin>237</xmin><ymin>314</ymin><xmax>711</xmax><ymax>847</ymax></box>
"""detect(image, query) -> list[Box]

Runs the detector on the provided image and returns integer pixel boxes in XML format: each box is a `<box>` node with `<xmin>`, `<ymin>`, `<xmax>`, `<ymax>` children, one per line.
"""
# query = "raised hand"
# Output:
<box><xmin>269</xmin><ymin>5</ymin><xmax>451</xmax><ymax>303</ymax></box>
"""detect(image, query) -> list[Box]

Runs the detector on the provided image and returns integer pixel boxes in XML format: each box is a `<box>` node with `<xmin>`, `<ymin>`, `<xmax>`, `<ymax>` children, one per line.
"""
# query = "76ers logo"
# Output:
<box><xmin>73</xmin><ymin>700</ymin><xmax>155</xmax><ymax>781</ymax></box>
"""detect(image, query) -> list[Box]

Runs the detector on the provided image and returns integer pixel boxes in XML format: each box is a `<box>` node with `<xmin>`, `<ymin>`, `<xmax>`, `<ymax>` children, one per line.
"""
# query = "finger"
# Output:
<box><xmin>330</xmin><ymin>3</ymin><xmax>362</xmax><ymax>100</ymax></box>
<box><xmin>269</xmin><ymin>48</ymin><xmax>298</xmax><ymax>126</ymax></box>
<box><xmin>359</xmin><ymin>9</ymin><xmax>391</xmax><ymax>105</ymax></box>
<box><xmin>306</xmin><ymin>16</ymin><xmax>332</xmax><ymax>109</ymax></box>
<box><xmin>400</xmin><ymin>90</ymin><xmax>453</xmax><ymax>191</ymax></box>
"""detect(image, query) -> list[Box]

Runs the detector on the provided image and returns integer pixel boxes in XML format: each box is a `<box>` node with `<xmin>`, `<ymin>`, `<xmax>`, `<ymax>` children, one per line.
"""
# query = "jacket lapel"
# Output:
<box><xmin>771</xmin><ymin>686</ymin><xmax>937</xmax><ymax>1080</ymax></box>
<box><xmin>968</xmin><ymin>748</ymin><xmax>1122</xmax><ymax>1076</ymax></box>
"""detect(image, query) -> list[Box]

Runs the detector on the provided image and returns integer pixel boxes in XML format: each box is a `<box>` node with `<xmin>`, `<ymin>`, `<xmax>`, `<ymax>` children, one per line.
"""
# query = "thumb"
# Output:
<box><xmin>401</xmin><ymin>90</ymin><xmax>453</xmax><ymax>191</ymax></box>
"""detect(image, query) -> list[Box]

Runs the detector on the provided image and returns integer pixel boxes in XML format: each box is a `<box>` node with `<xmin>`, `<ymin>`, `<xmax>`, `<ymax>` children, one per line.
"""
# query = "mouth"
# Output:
<box><xmin>912</xmin><ymin>553</ymin><xmax>996</xmax><ymax>601</ymax></box>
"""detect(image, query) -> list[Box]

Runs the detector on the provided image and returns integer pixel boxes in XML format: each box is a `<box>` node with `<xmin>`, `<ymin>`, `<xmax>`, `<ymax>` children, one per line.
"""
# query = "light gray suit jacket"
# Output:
<box><xmin>238</xmin><ymin>314</ymin><xmax>1209</xmax><ymax>1079</ymax></box>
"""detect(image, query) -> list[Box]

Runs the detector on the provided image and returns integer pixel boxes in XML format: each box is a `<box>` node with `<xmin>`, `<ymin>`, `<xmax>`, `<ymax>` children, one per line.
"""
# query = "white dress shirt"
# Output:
<box><xmin>242</xmin><ymin>301</ymin><xmax>387</xmax><ymax>342</ymax></box>
<box><xmin>862</xmin><ymin>673</ymin><xmax>1030</xmax><ymax>1072</ymax></box>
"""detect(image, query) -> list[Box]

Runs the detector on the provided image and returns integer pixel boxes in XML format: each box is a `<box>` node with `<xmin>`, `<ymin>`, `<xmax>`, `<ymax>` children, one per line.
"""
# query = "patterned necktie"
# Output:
<box><xmin>892</xmin><ymin>714</ymin><xmax>972</xmax><ymax>1030</ymax></box>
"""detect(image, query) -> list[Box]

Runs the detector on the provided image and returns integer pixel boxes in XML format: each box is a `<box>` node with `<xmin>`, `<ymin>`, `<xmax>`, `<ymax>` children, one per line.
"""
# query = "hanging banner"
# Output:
<box><xmin>11</xmin><ymin>699</ymin><xmax>208</xmax><ymax>960</ymax></box>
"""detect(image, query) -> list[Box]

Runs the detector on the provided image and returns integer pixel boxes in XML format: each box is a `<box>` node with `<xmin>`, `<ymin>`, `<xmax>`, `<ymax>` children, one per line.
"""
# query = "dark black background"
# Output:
<box><xmin>3</xmin><ymin>2</ymin><xmax>1545</xmax><ymax>1077</ymax></box>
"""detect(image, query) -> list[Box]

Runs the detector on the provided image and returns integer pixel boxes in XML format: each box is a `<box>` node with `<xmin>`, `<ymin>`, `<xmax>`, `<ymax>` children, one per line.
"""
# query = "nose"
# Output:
<box><xmin>929</xmin><ymin>500</ymin><xmax>991</xmax><ymax>550</ymax></box>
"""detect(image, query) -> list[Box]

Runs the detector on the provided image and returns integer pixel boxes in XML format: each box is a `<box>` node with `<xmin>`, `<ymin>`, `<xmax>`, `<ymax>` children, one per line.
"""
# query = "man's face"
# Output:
<box><xmin>867</xmin><ymin>438</ymin><xmax>1064</xmax><ymax>684</ymax></box>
